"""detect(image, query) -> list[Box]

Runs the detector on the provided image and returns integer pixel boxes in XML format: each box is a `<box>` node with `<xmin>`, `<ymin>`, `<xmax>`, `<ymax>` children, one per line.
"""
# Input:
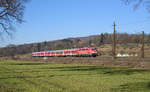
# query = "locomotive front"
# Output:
<box><xmin>90</xmin><ymin>47</ymin><xmax>98</xmax><ymax>57</ymax></box>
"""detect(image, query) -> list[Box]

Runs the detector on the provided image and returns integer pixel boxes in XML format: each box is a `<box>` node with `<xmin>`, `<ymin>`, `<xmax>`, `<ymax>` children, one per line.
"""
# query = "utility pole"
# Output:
<box><xmin>141</xmin><ymin>31</ymin><xmax>145</xmax><ymax>58</ymax></box>
<box><xmin>112</xmin><ymin>22</ymin><xmax>116</xmax><ymax>59</ymax></box>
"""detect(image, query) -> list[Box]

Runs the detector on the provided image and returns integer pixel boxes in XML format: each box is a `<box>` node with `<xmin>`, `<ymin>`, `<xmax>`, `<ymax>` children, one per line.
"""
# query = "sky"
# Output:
<box><xmin>1</xmin><ymin>0</ymin><xmax>150</xmax><ymax>47</ymax></box>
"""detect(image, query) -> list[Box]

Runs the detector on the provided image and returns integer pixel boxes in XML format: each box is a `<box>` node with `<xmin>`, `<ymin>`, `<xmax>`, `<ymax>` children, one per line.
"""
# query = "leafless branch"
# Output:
<box><xmin>123</xmin><ymin>0</ymin><xmax>150</xmax><ymax>12</ymax></box>
<box><xmin>0</xmin><ymin>0</ymin><xmax>29</xmax><ymax>36</ymax></box>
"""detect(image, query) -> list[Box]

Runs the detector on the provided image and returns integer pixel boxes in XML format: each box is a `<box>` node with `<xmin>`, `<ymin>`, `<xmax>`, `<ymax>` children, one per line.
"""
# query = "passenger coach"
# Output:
<box><xmin>32</xmin><ymin>47</ymin><xmax>98</xmax><ymax>57</ymax></box>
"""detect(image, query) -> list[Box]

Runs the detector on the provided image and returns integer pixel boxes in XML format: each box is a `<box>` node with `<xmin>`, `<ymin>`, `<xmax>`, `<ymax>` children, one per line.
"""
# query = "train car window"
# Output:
<box><xmin>56</xmin><ymin>52</ymin><xmax>63</xmax><ymax>54</ymax></box>
<box><xmin>65</xmin><ymin>51</ymin><xmax>70</xmax><ymax>53</ymax></box>
<box><xmin>80</xmin><ymin>49</ymin><xmax>88</xmax><ymax>51</ymax></box>
<box><xmin>72</xmin><ymin>51</ymin><xmax>76</xmax><ymax>53</ymax></box>
<box><xmin>92</xmin><ymin>48</ymin><xmax>97</xmax><ymax>50</ymax></box>
<box><xmin>56</xmin><ymin>52</ymin><xmax>60</xmax><ymax>54</ymax></box>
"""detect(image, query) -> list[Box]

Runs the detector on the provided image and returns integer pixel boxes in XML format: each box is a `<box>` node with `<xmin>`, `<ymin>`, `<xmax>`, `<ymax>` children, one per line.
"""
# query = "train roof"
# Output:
<box><xmin>32</xmin><ymin>47</ymin><xmax>96</xmax><ymax>53</ymax></box>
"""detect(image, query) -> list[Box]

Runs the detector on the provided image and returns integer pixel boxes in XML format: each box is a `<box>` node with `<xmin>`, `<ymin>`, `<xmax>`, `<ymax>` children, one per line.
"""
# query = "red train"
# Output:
<box><xmin>32</xmin><ymin>47</ymin><xmax>98</xmax><ymax>57</ymax></box>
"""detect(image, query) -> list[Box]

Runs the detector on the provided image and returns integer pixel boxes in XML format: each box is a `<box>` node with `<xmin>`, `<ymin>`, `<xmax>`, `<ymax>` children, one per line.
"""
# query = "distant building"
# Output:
<box><xmin>117</xmin><ymin>53</ymin><xmax>129</xmax><ymax>57</ymax></box>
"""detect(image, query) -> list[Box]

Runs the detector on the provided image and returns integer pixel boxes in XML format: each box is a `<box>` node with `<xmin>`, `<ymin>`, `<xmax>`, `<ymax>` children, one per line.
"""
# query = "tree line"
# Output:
<box><xmin>0</xmin><ymin>33</ymin><xmax>149</xmax><ymax>57</ymax></box>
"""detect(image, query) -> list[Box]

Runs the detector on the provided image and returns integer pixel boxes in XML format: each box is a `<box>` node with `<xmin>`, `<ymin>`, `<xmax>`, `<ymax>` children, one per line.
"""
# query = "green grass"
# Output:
<box><xmin>0</xmin><ymin>60</ymin><xmax>150</xmax><ymax>92</ymax></box>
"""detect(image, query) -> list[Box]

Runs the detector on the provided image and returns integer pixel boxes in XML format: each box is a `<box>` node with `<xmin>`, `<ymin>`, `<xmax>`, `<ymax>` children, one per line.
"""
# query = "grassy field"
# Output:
<box><xmin>0</xmin><ymin>60</ymin><xmax>150</xmax><ymax>92</ymax></box>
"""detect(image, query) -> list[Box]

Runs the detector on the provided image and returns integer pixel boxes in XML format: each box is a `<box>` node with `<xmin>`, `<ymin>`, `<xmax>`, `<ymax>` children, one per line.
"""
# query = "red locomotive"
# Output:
<box><xmin>32</xmin><ymin>47</ymin><xmax>98</xmax><ymax>57</ymax></box>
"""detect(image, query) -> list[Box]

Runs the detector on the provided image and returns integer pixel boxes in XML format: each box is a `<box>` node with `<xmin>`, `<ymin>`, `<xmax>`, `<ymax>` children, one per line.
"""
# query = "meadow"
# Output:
<box><xmin>0</xmin><ymin>60</ymin><xmax>150</xmax><ymax>92</ymax></box>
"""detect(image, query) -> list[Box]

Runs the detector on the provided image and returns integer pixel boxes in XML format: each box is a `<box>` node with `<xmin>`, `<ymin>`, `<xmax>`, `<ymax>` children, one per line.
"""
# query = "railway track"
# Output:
<box><xmin>2</xmin><ymin>56</ymin><xmax>150</xmax><ymax>69</ymax></box>
<box><xmin>31</xmin><ymin>57</ymin><xmax>150</xmax><ymax>62</ymax></box>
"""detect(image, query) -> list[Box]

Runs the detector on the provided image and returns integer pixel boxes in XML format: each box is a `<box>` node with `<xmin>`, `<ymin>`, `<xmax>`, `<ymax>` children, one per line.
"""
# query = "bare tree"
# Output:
<box><xmin>0</xmin><ymin>0</ymin><xmax>29</xmax><ymax>35</ymax></box>
<box><xmin>123</xmin><ymin>0</ymin><xmax>150</xmax><ymax>12</ymax></box>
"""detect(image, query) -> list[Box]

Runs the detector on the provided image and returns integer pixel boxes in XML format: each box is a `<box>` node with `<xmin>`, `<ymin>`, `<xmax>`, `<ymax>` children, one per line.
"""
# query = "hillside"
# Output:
<box><xmin>0</xmin><ymin>33</ymin><xmax>150</xmax><ymax>57</ymax></box>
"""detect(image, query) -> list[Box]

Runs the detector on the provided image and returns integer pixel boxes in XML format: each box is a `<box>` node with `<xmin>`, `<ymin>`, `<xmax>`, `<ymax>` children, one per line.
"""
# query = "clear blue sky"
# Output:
<box><xmin>1</xmin><ymin>0</ymin><xmax>150</xmax><ymax>47</ymax></box>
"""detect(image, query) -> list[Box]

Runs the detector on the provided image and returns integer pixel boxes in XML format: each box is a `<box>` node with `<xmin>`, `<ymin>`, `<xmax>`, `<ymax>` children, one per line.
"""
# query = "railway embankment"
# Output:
<box><xmin>1</xmin><ymin>56</ymin><xmax>150</xmax><ymax>69</ymax></box>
